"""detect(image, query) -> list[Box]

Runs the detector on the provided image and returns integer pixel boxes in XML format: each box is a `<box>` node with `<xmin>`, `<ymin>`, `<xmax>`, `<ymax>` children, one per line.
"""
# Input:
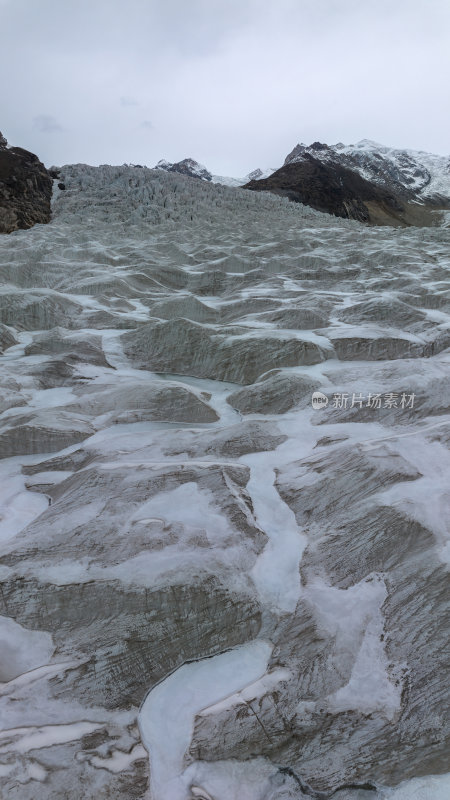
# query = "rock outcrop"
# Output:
<box><xmin>0</xmin><ymin>132</ymin><xmax>52</xmax><ymax>234</ymax></box>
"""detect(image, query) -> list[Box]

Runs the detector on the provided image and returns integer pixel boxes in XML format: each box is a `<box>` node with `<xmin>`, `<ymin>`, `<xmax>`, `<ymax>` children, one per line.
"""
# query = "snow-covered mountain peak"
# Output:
<box><xmin>244</xmin><ymin>166</ymin><xmax>277</xmax><ymax>182</ymax></box>
<box><xmin>154</xmin><ymin>157</ymin><xmax>213</xmax><ymax>182</ymax></box>
<box><xmin>283</xmin><ymin>139</ymin><xmax>450</xmax><ymax>202</ymax></box>
<box><xmin>353</xmin><ymin>138</ymin><xmax>385</xmax><ymax>149</ymax></box>
<box><xmin>153</xmin><ymin>157</ymin><xmax>277</xmax><ymax>188</ymax></box>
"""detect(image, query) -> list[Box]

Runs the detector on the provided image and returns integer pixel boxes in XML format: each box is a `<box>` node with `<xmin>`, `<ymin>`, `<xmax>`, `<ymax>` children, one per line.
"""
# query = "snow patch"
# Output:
<box><xmin>138</xmin><ymin>640</ymin><xmax>273</xmax><ymax>800</ymax></box>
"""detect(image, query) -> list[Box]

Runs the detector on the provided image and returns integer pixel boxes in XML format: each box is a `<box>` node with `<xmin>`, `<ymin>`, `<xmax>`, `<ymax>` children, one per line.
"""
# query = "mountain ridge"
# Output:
<box><xmin>154</xmin><ymin>156</ymin><xmax>277</xmax><ymax>188</ymax></box>
<box><xmin>153</xmin><ymin>140</ymin><xmax>450</xmax><ymax>227</ymax></box>
<box><xmin>283</xmin><ymin>139</ymin><xmax>450</xmax><ymax>204</ymax></box>
<box><xmin>243</xmin><ymin>139</ymin><xmax>450</xmax><ymax>226</ymax></box>
<box><xmin>1</xmin><ymin>128</ymin><xmax>450</xmax><ymax>232</ymax></box>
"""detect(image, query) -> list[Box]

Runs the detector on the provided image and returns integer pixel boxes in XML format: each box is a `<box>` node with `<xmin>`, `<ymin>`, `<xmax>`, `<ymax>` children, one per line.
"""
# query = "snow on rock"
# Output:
<box><xmin>382</xmin><ymin>773</ymin><xmax>450</xmax><ymax>799</ymax></box>
<box><xmin>153</xmin><ymin>157</ymin><xmax>277</xmax><ymax>188</ymax></box>
<box><xmin>0</xmin><ymin>721</ymin><xmax>105</xmax><ymax>755</ymax></box>
<box><xmin>307</xmin><ymin>577</ymin><xmax>401</xmax><ymax>721</ymax></box>
<box><xmin>154</xmin><ymin>157</ymin><xmax>213</xmax><ymax>182</ymax></box>
<box><xmin>0</xmin><ymin>616</ymin><xmax>54</xmax><ymax>681</ymax></box>
<box><xmin>284</xmin><ymin>139</ymin><xmax>450</xmax><ymax>204</ymax></box>
<box><xmin>138</xmin><ymin>640</ymin><xmax>273</xmax><ymax>800</ymax></box>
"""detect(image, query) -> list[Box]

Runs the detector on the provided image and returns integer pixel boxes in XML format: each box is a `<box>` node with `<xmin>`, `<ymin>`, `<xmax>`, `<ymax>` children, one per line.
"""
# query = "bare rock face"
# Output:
<box><xmin>0</xmin><ymin>135</ymin><xmax>52</xmax><ymax>234</ymax></box>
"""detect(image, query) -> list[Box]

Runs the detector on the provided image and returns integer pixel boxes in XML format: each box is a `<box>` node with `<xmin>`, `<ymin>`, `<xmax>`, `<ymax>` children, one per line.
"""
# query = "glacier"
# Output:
<box><xmin>0</xmin><ymin>164</ymin><xmax>448</xmax><ymax>799</ymax></box>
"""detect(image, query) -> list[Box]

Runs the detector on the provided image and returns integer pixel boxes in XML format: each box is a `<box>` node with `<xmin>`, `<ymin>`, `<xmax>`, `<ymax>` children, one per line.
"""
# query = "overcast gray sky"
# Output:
<box><xmin>1</xmin><ymin>0</ymin><xmax>449</xmax><ymax>176</ymax></box>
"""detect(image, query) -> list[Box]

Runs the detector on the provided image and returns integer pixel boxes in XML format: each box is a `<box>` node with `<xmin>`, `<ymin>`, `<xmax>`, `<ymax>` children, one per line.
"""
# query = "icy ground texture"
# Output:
<box><xmin>0</xmin><ymin>165</ymin><xmax>449</xmax><ymax>799</ymax></box>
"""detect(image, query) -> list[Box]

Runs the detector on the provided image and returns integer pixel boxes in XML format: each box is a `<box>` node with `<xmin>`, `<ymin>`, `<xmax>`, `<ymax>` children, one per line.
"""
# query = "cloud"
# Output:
<box><xmin>33</xmin><ymin>115</ymin><xmax>63</xmax><ymax>133</ymax></box>
<box><xmin>1</xmin><ymin>1</ymin><xmax>449</xmax><ymax>171</ymax></box>
<box><xmin>120</xmin><ymin>96</ymin><xmax>139</xmax><ymax>107</ymax></box>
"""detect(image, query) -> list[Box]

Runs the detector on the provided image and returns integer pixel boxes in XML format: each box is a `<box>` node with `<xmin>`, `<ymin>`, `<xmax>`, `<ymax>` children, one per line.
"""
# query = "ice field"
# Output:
<box><xmin>0</xmin><ymin>165</ymin><xmax>449</xmax><ymax>799</ymax></box>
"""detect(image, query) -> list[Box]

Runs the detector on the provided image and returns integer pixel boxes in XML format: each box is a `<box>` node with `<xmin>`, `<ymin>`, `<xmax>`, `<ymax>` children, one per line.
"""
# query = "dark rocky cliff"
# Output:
<box><xmin>0</xmin><ymin>132</ymin><xmax>52</xmax><ymax>234</ymax></box>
